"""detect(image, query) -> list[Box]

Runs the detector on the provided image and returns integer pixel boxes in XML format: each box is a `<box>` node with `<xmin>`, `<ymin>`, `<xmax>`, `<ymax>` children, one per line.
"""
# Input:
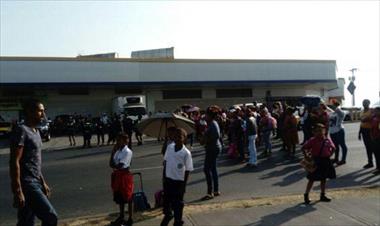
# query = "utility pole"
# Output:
<box><xmin>348</xmin><ymin>68</ymin><xmax>357</xmax><ymax>107</ymax></box>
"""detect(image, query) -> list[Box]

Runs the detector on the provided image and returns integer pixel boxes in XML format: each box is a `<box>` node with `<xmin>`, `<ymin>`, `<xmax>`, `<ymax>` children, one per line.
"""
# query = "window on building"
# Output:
<box><xmin>58</xmin><ymin>87</ymin><xmax>89</xmax><ymax>95</ymax></box>
<box><xmin>114</xmin><ymin>87</ymin><xmax>143</xmax><ymax>95</ymax></box>
<box><xmin>2</xmin><ymin>87</ymin><xmax>34</xmax><ymax>97</ymax></box>
<box><xmin>162</xmin><ymin>89</ymin><xmax>202</xmax><ymax>99</ymax></box>
<box><xmin>216</xmin><ymin>89</ymin><xmax>252</xmax><ymax>98</ymax></box>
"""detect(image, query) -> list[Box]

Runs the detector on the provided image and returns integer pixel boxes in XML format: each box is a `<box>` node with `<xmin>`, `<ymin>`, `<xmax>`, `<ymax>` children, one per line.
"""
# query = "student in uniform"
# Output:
<box><xmin>161</xmin><ymin>128</ymin><xmax>194</xmax><ymax>226</ymax></box>
<box><xmin>110</xmin><ymin>133</ymin><xmax>134</xmax><ymax>226</ymax></box>
<box><xmin>302</xmin><ymin>124</ymin><xmax>336</xmax><ymax>204</ymax></box>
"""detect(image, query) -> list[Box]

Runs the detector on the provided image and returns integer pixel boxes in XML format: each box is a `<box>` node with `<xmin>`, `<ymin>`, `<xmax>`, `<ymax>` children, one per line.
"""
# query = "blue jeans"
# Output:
<box><xmin>248</xmin><ymin>135</ymin><xmax>257</xmax><ymax>165</ymax></box>
<box><xmin>262</xmin><ymin>131</ymin><xmax>272</xmax><ymax>152</ymax></box>
<box><xmin>18</xmin><ymin>181</ymin><xmax>58</xmax><ymax>226</ymax></box>
<box><xmin>204</xmin><ymin>154</ymin><xmax>219</xmax><ymax>194</ymax></box>
<box><xmin>330</xmin><ymin>129</ymin><xmax>348</xmax><ymax>162</ymax></box>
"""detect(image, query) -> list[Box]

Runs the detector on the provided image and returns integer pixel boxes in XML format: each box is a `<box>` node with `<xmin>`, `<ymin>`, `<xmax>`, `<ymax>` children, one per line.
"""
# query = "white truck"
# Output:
<box><xmin>112</xmin><ymin>96</ymin><xmax>148</xmax><ymax>120</ymax></box>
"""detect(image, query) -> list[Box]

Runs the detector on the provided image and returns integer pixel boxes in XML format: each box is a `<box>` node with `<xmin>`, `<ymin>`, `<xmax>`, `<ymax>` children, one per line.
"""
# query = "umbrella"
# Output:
<box><xmin>137</xmin><ymin>113</ymin><xmax>195</xmax><ymax>138</ymax></box>
<box><xmin>186</xmin><ymin>106</ymin><xmax>200</xmax><ymax>113</ymax></box>
<box><xmin>300</xmin><ymin>96</ymin><xmax>322</xmax><ymax>107</ymax></box>
<box><xmin>372</xmin><ymin>101</ymin><xmax>380</xmax><ymax>109</ymax></box>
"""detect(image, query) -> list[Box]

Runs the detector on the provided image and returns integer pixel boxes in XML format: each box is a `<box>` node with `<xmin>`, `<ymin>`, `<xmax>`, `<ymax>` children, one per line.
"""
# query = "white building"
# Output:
<box><xmin>0</xmin><ymin>56</ymin><xmax>338</xmax><ymax>120</ymax></box>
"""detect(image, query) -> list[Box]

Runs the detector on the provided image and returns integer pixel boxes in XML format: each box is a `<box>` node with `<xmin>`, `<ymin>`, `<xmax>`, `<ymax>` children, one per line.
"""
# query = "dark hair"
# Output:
<box><xmin>117</xmin><ymin>133</ymin><xmax>129</xmax><ymax>141</ymax></box>
<box><xmin>176</xmin><ymin>128</ymin><xmax>188</xmax><ymax>138</ymax></box>
<box><xmin>21</xmin><ymin>99</ymin><xmax>42</xmax><ymax>115</ymax></box>
<box><xmin>206</xmin><ymin>105</ymin><xmax>221</xmax><ymax>119</ymax></box>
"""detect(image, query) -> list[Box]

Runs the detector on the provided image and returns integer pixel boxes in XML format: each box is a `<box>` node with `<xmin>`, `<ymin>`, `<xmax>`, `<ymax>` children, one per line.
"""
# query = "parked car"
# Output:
<box><xmin>0</xmin><ymin>120</ymin><xmax>12</xmax><ymax>137</ymax></box>
<box><xmin>38</xmin><ymin>119</ymin><xmax>52</xmax><ymax>142</ymax></box>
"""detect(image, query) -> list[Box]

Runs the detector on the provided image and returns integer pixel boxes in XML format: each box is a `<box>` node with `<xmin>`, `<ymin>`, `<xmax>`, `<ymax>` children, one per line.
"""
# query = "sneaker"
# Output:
<box><xmin>304</xmin><ymin>193</ymin><xmax>311</xmax><ymax>204</ymax></box>
<box><xmin>160</xmin><ymin>215</ymin><xmax>173</xmax><ymax>226</ymax></box>
<box><xmin>320</xmin><ymin>194</ymin><xmax>331</xmax><ymax>202</ymax></box>
<box><xmin>337</xmin><ymin>160</ymin><xmax>346</xmax><ymax>166</ymax></box>
<box><xmin>363</xmin><ymin>163</ymin><xmax>374</xmax><ymax>169</ymax></box>
<box><xmin>201</xmin><ymin>194</ymin><xmax>214</xmax><ymax>201</ymax></box>
<box><xmin>111</xmin><ymin>216</ymin><xmax>125</xmax><ymax>226</ymax></box>
<box><xmin>213</xmin><ymin>191</ymin><xmax>221</xmax><ymax>197</ymax></box>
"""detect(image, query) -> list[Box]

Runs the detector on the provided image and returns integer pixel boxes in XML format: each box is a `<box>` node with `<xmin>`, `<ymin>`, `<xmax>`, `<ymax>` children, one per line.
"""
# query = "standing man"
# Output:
<box><xmin>359</xmin><ymin>99</ymin><xmax>374</xmax><ymax>168</ymax></box>
<box><xmin>9</xmin><ymin>99</ymin><xmax>58</xmax><ymax>226</ymax></box>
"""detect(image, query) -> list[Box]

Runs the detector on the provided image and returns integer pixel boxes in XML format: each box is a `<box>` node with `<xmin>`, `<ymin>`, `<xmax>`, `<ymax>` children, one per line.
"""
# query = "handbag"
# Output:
<box><xmin>300</xmin><ymin>139</ymin><xmax>326</xmax><ymax>173</ymax></box>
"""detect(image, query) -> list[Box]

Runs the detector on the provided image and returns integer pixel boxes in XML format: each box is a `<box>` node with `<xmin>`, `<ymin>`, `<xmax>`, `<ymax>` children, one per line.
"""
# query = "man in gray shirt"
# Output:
<box><xmin>10</xmin><ymin>99</ymin><xmax>57</xmax><ymax>226</ymax></box>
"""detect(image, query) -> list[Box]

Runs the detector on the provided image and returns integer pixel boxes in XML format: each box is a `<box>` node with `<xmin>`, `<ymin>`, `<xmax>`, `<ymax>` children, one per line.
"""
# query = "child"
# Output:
<box><xmin>302</xmin><ymin>123</ymin><xmax>336</xmax><ymax>204</ymax></box>
<box><xmin>161</xmin><ymin>128</ymin><xmax>194</xmax><ymax>226</ymax></box>
<box><xmin>110</xmin><ymin>133</ymin><xmax>134</xmax><ymax>226</ymax></box>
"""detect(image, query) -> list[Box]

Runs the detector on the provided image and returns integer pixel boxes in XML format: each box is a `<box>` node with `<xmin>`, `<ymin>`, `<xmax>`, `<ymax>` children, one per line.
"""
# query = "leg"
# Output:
<box><xmin>17</xmin><ymin>204</ymin><xmax>36</xmax><ymax>226</ymax></box>
<box><xmin>203</xmin><ymin>158</ymin><xmax>213</xmax><ymax>195</ymax></box>
<box><xmin>330</xmin><ymin>133</ymin><xmax>340</xmax><ymax>162</ymax></box>
<box><xmin>172</xmin><ymin>183</ymin><xmax>185</xmax><ymax>226</ymax></box>
<box><xmin>119</xmin><ymin>203</ymin><xmax>125</xmax><ymax>219</ymax></box>
<box><xmin>68</xmin><ymin>136</ymin><xmax>73</xmax><ymax>146</ymax></box>
<box><xmin>320</xmin><ymin>179</ymin><xmax>326</xmax><ymax>194</ymax></box>
<box><xmin>161</xmin><ymin>180</ymin><xmax>174</xmax><ymax>226</ymax></box>
<box><xmin>339</xmin><ymin>129</ymin><xmax>348</xmax><ymax>162</ymax></box>
<box><xmin>362</xmin><ymin>129</ymin><xmax>374</xmax><ymax>165</ymax></box>
<box><xmin>210</xmin><ymin>157</ymin><xmax>219</xmax><ymax>193</ymax></box>
<box><xmin>23</xmin><ymin>182</ymin><xmax>58</xmax><ymax>226</ymax></box>
<box><xmin>127</xmin><ymin>200</ymin><xmax>133</xmax><ymax>221</ymax></box>
<box><xmin>304</xmin><ymin>179</ymin><xmax>314</xmax><ymax>204</ymax></box>
<box><xmin>305</xmin><ymin>179</ymin><xmax>314</xmax><ymax>194</ymax></box>
<box><xmin>248</xmin><ymin>135</ymin><xmax>255</xmax><ymax>164</ymax></box>
<box><xmin>320</xmin><ymin>179</ymin><xmax>331</xmax><ymax>202</ymax></box>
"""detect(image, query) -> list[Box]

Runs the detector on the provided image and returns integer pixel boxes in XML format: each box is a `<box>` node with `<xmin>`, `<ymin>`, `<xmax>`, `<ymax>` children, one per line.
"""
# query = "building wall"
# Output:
<box><xmin>0</xmin><ymin>58</ymin><xmax>337</xmax><ymax>84</ymax></box>
<box><xmin>0</xmin><ymin>57</ymin><xmax>338</xmax><ymax>119</ymax></box>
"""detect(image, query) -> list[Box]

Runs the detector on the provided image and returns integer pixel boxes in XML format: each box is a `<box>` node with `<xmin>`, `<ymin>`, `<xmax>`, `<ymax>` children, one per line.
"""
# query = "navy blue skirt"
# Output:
<box><xmin>307</xmin><ymin>157</ymin><xmax>336</xmax><ymax>181</ymax></box>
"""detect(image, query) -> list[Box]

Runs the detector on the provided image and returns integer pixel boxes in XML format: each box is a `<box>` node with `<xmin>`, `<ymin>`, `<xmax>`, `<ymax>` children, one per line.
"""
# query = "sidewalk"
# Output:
<box><xmin>63</xmin><ymin>186</ymin><xmax>380</xmax><ymax>226</ymax></box>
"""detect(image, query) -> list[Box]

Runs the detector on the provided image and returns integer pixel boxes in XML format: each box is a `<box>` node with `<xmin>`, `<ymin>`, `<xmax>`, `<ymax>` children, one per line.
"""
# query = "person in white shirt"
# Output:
<box><xmin>161</xmin><ymin>128</ymin><xmax>193</xmax><ymax>226</ymax></box>
<box><xmin>109</xmin><ymin>133</ymin><xmax>134</xmax><ymax>226</ymax></box>
<box><xmin>329</xmin><ymin>101</ymin><xmax>348</xmax><ymax>165</ymax></box>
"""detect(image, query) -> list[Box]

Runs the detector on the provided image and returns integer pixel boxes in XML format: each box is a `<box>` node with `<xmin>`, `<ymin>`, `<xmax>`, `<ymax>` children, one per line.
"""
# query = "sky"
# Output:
<box><xmin>1</xmin><ymin>0</ymin><xmax>379</xmax><ymax>106</ymax></box>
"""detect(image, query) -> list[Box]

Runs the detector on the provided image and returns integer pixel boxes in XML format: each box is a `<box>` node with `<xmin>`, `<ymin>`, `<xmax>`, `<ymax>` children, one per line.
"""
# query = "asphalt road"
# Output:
<box><xmin>1</xmin><ymin>122</ymin><xmax>379</xmax><ymax>225</ymax></box>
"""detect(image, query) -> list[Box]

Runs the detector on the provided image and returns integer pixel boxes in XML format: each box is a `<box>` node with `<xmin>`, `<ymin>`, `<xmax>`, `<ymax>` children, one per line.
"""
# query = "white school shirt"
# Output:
<box><xmin>113</xmin><ymin>146</ymin><xmax>133</xmax><ymax>169</ymax></box>
<box><xmin>164</xmin><ymin>144</ymin><xmax>194</xmax><ymax>181</ymax></box>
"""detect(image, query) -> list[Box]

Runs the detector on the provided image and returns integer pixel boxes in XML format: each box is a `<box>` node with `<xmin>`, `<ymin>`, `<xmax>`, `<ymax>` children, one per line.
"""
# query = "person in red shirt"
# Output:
<box><xmin>302</xmin><ymin>123</ymin><xmax>336</xmax><ymax>204</ymax></box>
<box><xmin>370</xmin><ymin>106</ymin><xmax>380</xmax><ymax>175</ymax></box>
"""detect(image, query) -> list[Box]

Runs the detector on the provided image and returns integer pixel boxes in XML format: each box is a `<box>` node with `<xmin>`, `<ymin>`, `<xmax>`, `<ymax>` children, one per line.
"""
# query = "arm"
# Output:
<box><xmin>40</xmin><ymin>174</ymin><xmax>51</xmax><ymax>198</ymax></box>
<box><xmin>109</xmin><ymin>146</ymin><xmax>117</xmax><ymax>168</ymax></box>
<box><xmin>9</xmin><ymin>145</ymin><xmax>25</xmax><ymax>208</ymax></box>
<box><xmin>183</xmin><ymin>171</ymin><xmax>190</xmax><ymax>193</ymax></box>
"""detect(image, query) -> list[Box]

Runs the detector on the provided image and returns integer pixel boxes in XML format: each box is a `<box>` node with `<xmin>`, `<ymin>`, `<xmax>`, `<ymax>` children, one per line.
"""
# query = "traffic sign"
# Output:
<box><xmin>347</xmin><ymin>81</ymin><xmax>356</xmax><ymax>95</ymax></box>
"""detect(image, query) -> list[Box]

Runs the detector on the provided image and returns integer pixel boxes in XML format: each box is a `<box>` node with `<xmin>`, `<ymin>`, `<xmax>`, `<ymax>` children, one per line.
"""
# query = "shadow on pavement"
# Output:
<box><xmin>244</xmin><ymin>203</ymin><xmax>317</xmax><ymax>226</ymax></box>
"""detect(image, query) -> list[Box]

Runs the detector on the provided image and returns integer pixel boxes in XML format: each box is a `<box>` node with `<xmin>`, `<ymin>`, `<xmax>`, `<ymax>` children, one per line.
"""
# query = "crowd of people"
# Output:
<box><xmin>8</xmin><ymin>98</ymin><xmax>380</xmax><ymax>226</ymax></box>
<box><xmin>53</xmin><ymin>113</ymin><xmax>144</xmax><ymax>148</ymax></box>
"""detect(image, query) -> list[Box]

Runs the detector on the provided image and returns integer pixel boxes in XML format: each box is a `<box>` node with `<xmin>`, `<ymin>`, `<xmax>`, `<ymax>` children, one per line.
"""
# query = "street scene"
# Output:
<box><xmin>1</xmin><ymin>1</ymin><xmax>380</xmax><ymax>226</ymax></box>
<box><xmin>1</xmin><ymin>120</ymin><xmax>379</xmax><ymax>225</ymax></box>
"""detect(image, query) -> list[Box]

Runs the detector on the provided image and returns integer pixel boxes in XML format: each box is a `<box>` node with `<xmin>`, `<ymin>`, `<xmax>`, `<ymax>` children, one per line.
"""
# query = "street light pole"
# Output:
<box><xmin>349</xmin><ymin>68</ymin><xmax>357</xmax><ymax>107</ymax></box>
